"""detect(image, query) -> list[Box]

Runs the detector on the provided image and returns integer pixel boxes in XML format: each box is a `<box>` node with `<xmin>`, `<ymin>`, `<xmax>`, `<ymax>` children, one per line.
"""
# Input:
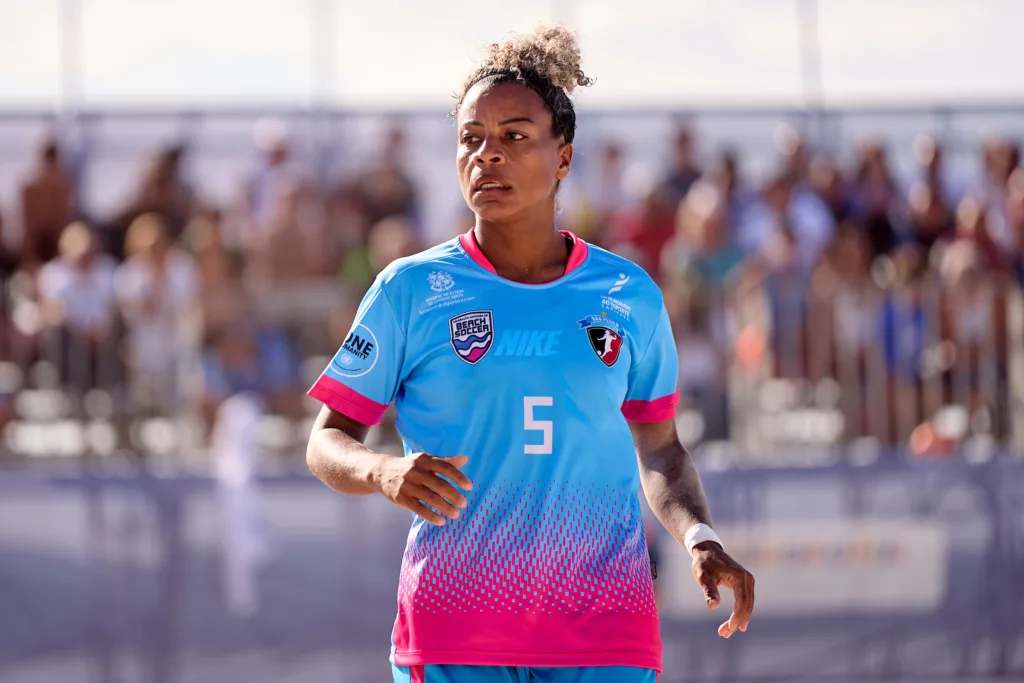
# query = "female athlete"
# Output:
<box><xmin>306</xmin><ymin>24</ymin><xmax>754</xmax><ymax>683</ymax></box>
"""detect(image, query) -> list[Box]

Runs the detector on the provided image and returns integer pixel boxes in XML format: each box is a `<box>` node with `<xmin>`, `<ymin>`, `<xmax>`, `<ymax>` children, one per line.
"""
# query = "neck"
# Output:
<box><xmin>473</xmin><ymin>201</ymin><xmax>570</xmax><ymax>284</ymax></box>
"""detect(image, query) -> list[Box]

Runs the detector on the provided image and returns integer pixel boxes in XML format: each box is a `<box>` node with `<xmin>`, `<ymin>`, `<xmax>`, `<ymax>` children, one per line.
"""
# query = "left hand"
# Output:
<box><xmin>691</xmin><ymin>541</ymin><xmax>755</xmax><ymax>639</ymax></box>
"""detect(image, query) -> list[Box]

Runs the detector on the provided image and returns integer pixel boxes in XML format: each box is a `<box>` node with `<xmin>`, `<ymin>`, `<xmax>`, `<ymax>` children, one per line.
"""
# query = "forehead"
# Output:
<box><xmin>458</xmin><ymin>80</ymin><xmax>550</xmax><ymax>127</ymax></box>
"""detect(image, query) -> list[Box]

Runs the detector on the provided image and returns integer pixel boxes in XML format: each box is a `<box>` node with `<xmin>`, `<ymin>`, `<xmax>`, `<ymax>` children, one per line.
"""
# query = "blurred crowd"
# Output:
<box><xmin>0</xmin><ymin>118</ymin><xmax>1021</xmax><ymax>462</ymax></box>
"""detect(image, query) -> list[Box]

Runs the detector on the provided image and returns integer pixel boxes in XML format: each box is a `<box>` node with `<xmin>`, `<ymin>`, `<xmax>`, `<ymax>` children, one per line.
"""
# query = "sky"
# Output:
<box><xmin>1</xmin><ymin>0</ymin><xmax>1023</xmax><ymax>109</ymax></box>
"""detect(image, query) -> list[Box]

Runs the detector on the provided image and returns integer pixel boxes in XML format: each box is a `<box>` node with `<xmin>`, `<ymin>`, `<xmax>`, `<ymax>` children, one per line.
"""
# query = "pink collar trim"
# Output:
<box><xmin>458</xmin><ymin>229</ymin><xmax>589</xmax><ymax>281</ymax></box>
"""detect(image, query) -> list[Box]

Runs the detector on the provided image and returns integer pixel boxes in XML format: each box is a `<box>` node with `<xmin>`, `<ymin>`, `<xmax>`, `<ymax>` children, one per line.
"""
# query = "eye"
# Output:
<box><xmin>506</xmin><ymin>131</ymin><xmax>526</xmax><ymax>141</ymax></box>
<box><xmin>461</xmin><ymin>134</ymin><xmax>479</xmax><ymax>144</ymax></box>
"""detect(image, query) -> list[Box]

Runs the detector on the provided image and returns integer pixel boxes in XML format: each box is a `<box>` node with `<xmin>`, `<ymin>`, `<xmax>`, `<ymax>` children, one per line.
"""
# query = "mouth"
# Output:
<box><xmin>473</xmin><ymin>178</ymin><xmax>511</xmax><ymax>195</ymax></box>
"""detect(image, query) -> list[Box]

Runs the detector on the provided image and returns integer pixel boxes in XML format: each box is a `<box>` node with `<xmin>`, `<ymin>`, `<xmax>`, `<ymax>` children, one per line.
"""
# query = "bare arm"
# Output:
<box><xmin>306</xmin><ymin>404</ymin><xmax>473</xmax><ymax>524</ymax></box>
<box><xmin>631</xmin><ymin>417</ymin><xmax>713</xmax><ymax>545</ymax></box>
<box><xmin>631</xmin><ymin>417</ymin><xmax>755</xmax><ymax>638</ymax></box>
<box><xmin>306</xmin><ymin>404</ymin><xmax>386</xmax><ymax>496</ymax></box>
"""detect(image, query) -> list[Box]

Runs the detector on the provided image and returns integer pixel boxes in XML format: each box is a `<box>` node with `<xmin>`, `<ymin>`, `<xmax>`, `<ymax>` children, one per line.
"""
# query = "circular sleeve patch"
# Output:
<box><xmin>331</xmin><ymin>324</ymin><xmax>379</xmax><ymax>378</ymax></box>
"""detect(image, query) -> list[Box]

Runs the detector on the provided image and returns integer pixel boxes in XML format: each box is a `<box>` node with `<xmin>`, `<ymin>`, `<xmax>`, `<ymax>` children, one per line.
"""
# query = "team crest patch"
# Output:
<box><xmin>578</xmin><ymin>314</ymin><xmax>625</xmax><ymax>367</ymax></box>
<box><xmin>450</xmin><ymin>310</ymin><xmax>494</xmax><ymax>365</ymax></box>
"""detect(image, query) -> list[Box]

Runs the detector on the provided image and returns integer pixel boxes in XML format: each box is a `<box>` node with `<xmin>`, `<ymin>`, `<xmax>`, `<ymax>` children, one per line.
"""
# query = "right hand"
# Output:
<box><xmin>375</xmin><ymin>453</ymin><xmax>473</xmax><ymax>526</ymax></box>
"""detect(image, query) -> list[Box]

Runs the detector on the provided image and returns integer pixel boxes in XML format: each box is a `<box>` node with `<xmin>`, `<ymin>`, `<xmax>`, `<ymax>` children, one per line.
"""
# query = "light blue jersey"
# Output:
<box><xmin>309</xmin><ymin>230</ymin><xmax>679</xmax><ymax>672</ymax></box>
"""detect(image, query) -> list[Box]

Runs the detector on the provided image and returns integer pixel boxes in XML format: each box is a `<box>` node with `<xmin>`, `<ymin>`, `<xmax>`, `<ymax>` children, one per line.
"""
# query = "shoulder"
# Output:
<box><xmin>583</xmin><ymin>242</ymin><xmax>664</xmax><ymax>304</ymax></box>
<box><xmin>374</xmin><ymin>239</ymin><xmax>463</xmax><ymax>295</ymax></box>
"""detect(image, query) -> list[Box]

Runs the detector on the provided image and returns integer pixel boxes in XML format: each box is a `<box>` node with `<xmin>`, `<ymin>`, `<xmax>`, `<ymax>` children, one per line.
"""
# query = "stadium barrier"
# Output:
<box><xmin>1</xmin><ymin>458</ymin><xmax>1021</xmax><ymax>683</ymax></box>
<box><xmin>698</xmin><ymin>272</ymin><xmax>1024</xmax><ymax>459</ymax></box>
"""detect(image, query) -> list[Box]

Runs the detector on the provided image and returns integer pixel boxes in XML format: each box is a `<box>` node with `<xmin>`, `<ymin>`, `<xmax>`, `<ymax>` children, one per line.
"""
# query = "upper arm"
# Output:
<box><xmin>622</xmin><ymin>293</ymin><xmax>679</xmax><ymax>423</ymax></box>
<box><xmin>629</xmin><ymin>418</ymin><xmax>679</xmax><ymax>461</ymax></box>
<box><xmin>313</xmin><ymin>403</ymin><xmax>371</xmax><ymax>444</ymax></box>
<box><xmin>307</xmin><ymin>274</ymin><xmax>407</xmax><ymax>427</ymax></box>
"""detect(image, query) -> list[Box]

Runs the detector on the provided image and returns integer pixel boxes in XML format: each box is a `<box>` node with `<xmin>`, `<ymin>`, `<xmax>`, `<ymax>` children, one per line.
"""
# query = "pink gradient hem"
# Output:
<box><xmin>392</xmin><ymin>609</ymin><xmax>661</xmax><ymax>672</ymax></box>
<box><xmin>621</xmin><ymin>390</ymin><xmax>680</xmax><ymax>423</ymax></box>
<box><xmin>392</xmin><ymin>649</ymin><xmax>661</xmax><ymax>672</ymax></box>
<box><xmin>307</xmin><ymin>374</ymin><xmax>388</xmax><ymax>426</ymax></box>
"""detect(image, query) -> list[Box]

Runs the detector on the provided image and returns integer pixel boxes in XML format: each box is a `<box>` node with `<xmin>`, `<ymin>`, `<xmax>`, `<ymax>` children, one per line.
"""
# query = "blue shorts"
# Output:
<box><xmin>392</xmin><ymin>664</ymin><xmax>658</xmax><ymax>683</ymax></box>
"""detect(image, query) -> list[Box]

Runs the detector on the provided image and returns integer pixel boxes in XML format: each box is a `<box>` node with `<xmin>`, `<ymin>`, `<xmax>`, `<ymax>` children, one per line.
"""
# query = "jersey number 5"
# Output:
<box><xmin>523</xmin><ymin>396</ymin><xmax>553</xmax><ymax>455</ymax></box>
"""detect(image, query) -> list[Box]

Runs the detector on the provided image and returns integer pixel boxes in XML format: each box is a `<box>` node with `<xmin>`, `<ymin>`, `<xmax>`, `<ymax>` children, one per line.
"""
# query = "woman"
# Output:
<box><xmin>306</xmin><ymin>26</ymin><xmax>754</xmax><ymax>683</ymax></box>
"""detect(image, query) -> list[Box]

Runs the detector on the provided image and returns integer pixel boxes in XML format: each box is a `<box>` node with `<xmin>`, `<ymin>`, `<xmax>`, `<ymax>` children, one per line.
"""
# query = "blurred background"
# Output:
<box><xmin>1</xmin><ymin>1</ymin><xmax>1023</xmax><ymax>682</ymax></box>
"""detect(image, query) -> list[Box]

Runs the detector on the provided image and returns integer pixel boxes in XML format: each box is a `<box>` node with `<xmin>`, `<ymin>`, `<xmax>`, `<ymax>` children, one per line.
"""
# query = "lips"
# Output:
<box><xmin>473</xmin><ymin>177</ymin><xmax>510</xmax><ymax>193</ymax></box>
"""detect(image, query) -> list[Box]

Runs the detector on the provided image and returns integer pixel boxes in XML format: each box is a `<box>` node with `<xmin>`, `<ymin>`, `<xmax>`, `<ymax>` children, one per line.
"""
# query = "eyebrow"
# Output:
<box><xmin>463</xmin><ymin>117</ymin><xmax>536</xmax><ymax>127</ymax></box>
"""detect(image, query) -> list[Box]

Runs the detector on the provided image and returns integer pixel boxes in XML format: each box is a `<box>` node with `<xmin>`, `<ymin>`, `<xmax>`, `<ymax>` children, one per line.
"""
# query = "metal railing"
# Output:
<box><xmin>676</xmin><ymin>272</ymin><xmax>1024</xmax><ymax>460</ymax></box>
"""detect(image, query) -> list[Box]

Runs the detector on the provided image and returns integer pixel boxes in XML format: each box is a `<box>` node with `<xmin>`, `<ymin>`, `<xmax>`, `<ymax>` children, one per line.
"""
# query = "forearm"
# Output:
<box><xmin>638</xmin><ymin>439</ymin><xmax>713</xmax><ymax>548</ymax></box>
<box><xmin>306</xmin><ymin>425</ymin><xmax>393</xmax><ymax>496</ymax></box>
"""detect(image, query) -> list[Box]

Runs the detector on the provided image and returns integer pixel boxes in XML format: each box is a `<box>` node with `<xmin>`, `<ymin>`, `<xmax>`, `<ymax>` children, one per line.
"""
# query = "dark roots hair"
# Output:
<box><xmin>453</xmin><ymin>25</ymin><xmax>593</xmax><ymax>145</ymax></box>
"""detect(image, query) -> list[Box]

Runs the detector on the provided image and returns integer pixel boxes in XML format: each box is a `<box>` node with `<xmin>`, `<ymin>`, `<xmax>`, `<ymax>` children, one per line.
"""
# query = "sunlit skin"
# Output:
<box><xmin>456</xmin><ymin>80</ymin><xmax>574</xmax><ymax>284</ymax></box>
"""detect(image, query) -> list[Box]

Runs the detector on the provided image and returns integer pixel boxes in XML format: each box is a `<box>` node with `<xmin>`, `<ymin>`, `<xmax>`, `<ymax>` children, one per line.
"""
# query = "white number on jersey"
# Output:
<box><xmin>523</xmin><ymin>396</ymin><xmax>553</xmax><ymax>455</ymax></box>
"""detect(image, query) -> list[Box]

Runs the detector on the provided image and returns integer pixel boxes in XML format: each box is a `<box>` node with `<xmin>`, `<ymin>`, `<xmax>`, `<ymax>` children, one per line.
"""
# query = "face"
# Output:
<box><xmin>457</xmin><ymin>81</ymin><xmax>572</xmax><ymax>222</ymax></box>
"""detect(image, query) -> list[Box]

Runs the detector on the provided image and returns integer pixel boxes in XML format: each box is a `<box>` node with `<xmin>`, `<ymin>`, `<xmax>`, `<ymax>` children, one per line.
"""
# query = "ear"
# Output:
<box><xmin>555</xmin><ymin>143</ymin><xmax>573</xmax><ymax>181</ymax></box>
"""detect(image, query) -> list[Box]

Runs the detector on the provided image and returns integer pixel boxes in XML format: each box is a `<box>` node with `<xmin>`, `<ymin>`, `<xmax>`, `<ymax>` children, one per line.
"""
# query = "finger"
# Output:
<box><xmin>423</xmin><ymin>475</ymin><xmax>469</xmax><ymax>509</ymax></box>
<box><xmin>403</xmin><ymin>498</ymin><xmax>446</xmax><ymax>526</ymax></box>
<box><xmin>719</xmin><ymin>619</ymin><xmax>736</xmax><ymax>639</ymax></box>
<box><xmin>694</xmin><ymin>566</ymin><xmax>721</xmax><ymax>610</ymax></box>
<box><xmin>410</xmin><ymin>483</ymin><xmax>461</xmax><ymax>520</ymax></box>
<box><xmin>426</xmin><ymin>455</ymin><xmax>474</xmax><ymax>491</ymax></box>
<box><xmin>406</xmin><ymin>466</ymin><xmax>470</xmax><ymax>507</ymax></box>
<box><xmin>727</xmin><ymin>570</ymin><xmax>755</xmax><ymax>630</ymax></box>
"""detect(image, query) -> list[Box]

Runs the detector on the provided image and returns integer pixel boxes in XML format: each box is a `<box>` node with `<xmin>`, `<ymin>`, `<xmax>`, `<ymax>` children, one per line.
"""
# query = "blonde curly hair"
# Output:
<box><xmin>454</xmin><ymin>24</ymin><xmax>594</xmax><ymax>144</ymax></box>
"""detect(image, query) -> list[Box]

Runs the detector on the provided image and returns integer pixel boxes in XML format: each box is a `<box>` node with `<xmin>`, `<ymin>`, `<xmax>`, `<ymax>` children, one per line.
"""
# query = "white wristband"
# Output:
<box><xmin>684</xmin><ymin>523</ymin><xmax>723</xmax><ymax>556</ymax></box>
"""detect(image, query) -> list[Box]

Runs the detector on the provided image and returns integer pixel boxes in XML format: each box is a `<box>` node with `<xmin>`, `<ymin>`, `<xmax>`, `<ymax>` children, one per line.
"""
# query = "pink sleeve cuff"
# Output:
<box><xmin>621</xmin><ymin>390</ymin><xmax>680</xmax><ymax>423</ymax></box>
<box><xmin>307</xmin><ymin>374</ymin><xmax>389</xmax><ymax>426</ymax></box>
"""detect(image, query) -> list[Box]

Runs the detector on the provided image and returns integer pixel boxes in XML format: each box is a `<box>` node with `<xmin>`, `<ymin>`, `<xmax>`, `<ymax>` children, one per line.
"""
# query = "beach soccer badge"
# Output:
<box><xmin>449</xmin><ymin>310</ymin><xmax>494</xmax><ymax>365</ymax></box>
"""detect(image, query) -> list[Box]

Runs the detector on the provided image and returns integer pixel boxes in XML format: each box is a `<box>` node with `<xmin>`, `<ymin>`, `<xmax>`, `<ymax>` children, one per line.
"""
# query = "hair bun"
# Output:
<box><xmin>482</xmin><ymin>24</ymin><xmax>593</xmax><ymax>94</ymax></box>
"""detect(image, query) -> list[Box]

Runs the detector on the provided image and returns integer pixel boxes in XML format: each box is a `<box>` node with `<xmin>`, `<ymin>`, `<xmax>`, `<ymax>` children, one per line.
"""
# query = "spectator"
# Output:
<box><xmin>737</xmin><ymin>172</ymin><xmax>835</xmax><ymax>379</ymax></box>
<box><xmin>367</xmin><ymin>216</ymin><xmax>421</xmax><ymax>277</ymax></box>
<box><xmin>326</xmin><ymin>181</ymin><xmax>372</xmax><ymax>271</ymax></box>
<box><xmin>850</xmin><ymin>141</ymin><xmax>902</xmax><ymax>258</ymax></box>
<box><xmin>912</xmin><ymin>134</ymin><xmax>963</xmax><ymax>207</ymax></box>
<box><xmin>200</xmin><ymin>310</ymin><xmax>303</xmax><ymax>429</ymax></box>
<box><xmin>1006</xmin><ymin>168</ymin><xmax>1024</xmax><ymax>283</ymax></box>
<box><xmin>184</xmin><ymin>208</ymin><xmax>244</xmax><ymax>331</ymax></box>
<box><xmin>808</xmin><ymin>155</ymin><xmax>853</xmax><ymax>224</ymax></box>
<box><xmin>109</xmin><ymin>146</ymin><xmax>194</xmax><ymax>258</ymax></box>
<box><xmin>879</xmin><ymin>244</ymin><xmax>932</xmax><ymax>442</ymax></box>
<box><xmin>0</xmin><ymin>203</ymin><xmax>20</xmax><ymax>281</ymax></box>
<box><xmin>738</xmin><ymin>171</ymin><xmax>835</xmax><ymax>277</ymax></box>
<box><xmin>670</xmin><ymin>288</ymin><xmax>729</xmax><ymax>440</ymax></box>
<box><xmin>356</xmin><ymin>127</ymin><xmax>419</xmax><ymax>231</ymax></box>
<box><xmin>954</xmin><ymin>196</ymin><xmax>1006</xmax><ymax>271</ymax></box>
<box><xmin>661</xmin><ymin>181</ymin><xmax>746</xmax><ymax>290</ymax></box>
<box><xmin>38</xmin><ymin>221</ymin><xmax>118</xmax><ymax>394</ymax></box>
<box><xmin>607</xmin><ymin>173</ymin><xmax>676</xmax><ymax>282</ymax></box>
<box><xmin>906</xmin><ymin>180</ymin><xmax>954</xmax><ymax>251</ymax></box>
<box><xmin>115</xmin><ymin>213</ymin><xmax>199</xmax><ymax>413</ymax></box>
<box><xmin>775</xmin><ymin>124</ymin><xmax>810</xmax><ymax>183</ymax></box>
<box><xmin>246</xmin><ymin>184</ymin><xmax>331</xmax><ymax>286</ymax></box>
<box><xmin>983</xmin><ymin>141</ymin><xmax>1021</xmax><ymax>261</ymax></box>
<box><xmin>563</xmin><ymin>142</ymin><xmax>630</xmax><ymax>246</ymax></box>
<box><xmin>658</xmin><ymin>128</ymin><xmax>702</xmax><ymax>208</ymax></box>
<box><xmin>710</xmin><ymin>149</ymin><xmax>756</xmax><ymax>224</ymax></box>
<box><xmin>813</xmin><ymin>224</ymin><xmax>883</xmax><ymax>438</ymax></box>
<box><xmin>937</xmin><ymin>241</ymin><xmax>1008</xmax><ymax>439</ymax></box>
<box><xmin>245</xmin><ymin>119</ymin><xmax>308</xmax><ymax>247</ymax></box>
<box><xmin>20</xmin><ymin>137</ymin><xmax>74</xmax><ymax>269</ymax></box>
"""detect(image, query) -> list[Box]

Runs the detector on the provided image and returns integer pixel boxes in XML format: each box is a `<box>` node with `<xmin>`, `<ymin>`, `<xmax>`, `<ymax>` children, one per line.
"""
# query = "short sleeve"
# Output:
<box><xmin>621</xmin><ymin>301</ymin><xmax>680</xmax><ymax>423</ymax></box>
<box><xmin>307</xmin><ymin>277</ymin><xmax>406</xmax><ymax>425</ymax></box>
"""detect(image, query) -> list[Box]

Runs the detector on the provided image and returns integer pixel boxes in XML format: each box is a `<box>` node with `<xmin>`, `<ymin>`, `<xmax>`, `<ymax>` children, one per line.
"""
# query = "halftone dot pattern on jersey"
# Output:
<box><xmin>397</xmin><ymin>481</ymin><xmax>656</xmax><ymax>617</ymax></box>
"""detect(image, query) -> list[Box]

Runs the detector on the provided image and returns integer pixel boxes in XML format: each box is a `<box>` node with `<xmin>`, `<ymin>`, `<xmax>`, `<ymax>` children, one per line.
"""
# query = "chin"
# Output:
<box><xmin>469</xmin><ymin>199</ymin><xmax>520</xmax><ymax>222</ymax></box>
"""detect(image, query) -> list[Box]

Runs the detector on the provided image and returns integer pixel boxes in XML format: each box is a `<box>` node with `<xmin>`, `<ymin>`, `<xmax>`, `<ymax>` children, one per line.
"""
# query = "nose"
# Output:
<box><xmin>473</xmin><ymin>138</ymin><xmax>505</xmax><ymax>166</ymax></box>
